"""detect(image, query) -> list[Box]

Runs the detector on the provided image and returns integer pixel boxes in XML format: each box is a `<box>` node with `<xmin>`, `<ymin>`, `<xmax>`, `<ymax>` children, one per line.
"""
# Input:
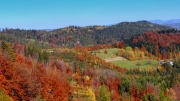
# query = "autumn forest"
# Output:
<box><xmin>1</xmin><ymin>21</ymin><xmax>180</xmax><ymax>101</ymax></box>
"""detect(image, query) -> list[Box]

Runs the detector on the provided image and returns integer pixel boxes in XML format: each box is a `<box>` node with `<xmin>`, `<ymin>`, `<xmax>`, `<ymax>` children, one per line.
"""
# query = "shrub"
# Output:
<box><xmin>136</xmin><ymin>62</ymin><xmax>141</xmax><ymax>66</ymax></box>
<box><xmin>146</xmin><ymin>60</ymin><xmax>152</xmax><ymax>65</ymax></box>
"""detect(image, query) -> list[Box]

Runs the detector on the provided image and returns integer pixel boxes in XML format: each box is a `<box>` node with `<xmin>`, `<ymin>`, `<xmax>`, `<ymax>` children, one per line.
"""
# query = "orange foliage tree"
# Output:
<box><xmin>0</xmin><ymin>51</ymin><xmax>70</xmax><ymax>101</ymax></box>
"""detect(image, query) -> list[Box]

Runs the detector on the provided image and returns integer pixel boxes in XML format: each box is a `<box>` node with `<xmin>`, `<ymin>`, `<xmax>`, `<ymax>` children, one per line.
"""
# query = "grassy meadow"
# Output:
<box><xmin>94</xmin><ymin>48</ymin><xmax>119</xmax><ymax>59</ymax></box>
<box><xmin>111</xmin><ymin>59</ymin><xmax>159</xmax><ymax>68</ymax></box>
<box><xmin>94</xmin><ymin>48</ymin><xmax>159</xmax><ymax>69</ymax></box>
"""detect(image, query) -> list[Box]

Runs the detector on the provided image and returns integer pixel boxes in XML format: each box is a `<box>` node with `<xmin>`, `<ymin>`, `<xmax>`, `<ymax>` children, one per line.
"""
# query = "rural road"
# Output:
<box><xmin>105</xmin><ymin>57</ymin><xmax>127</xmax><ymax>62</ymax></box>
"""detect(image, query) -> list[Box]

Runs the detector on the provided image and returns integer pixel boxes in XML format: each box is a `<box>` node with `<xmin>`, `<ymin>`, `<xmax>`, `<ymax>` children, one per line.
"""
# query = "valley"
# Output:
<box><xmin>1</xmin><ymin>0</ymin><xmax>180</xmax><ymax>100</ymax></box>
<box><xmin>1</xmin><ymin>21</ymin><xmax>180</xmax><ymax>101</ymax></box>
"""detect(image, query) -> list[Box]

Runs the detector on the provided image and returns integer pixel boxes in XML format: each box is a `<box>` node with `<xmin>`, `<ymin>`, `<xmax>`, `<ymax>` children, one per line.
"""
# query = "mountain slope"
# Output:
<box><xmin>47</xmin><ymin>20</ymin><xmax>171</xmax><ymax>46</ymax></box>
<box><xmin>0</xmin><ymin>20</ymin><xmax>172</xmax><ymax>47</ymax></box>
<box><xmin>95</xmin><ymin>20</ymin><xmax>171</xmax><ymax>42</ymax></box>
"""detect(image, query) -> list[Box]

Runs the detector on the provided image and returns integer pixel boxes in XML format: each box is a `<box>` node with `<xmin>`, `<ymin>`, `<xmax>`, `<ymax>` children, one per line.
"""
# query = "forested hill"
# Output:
<box><xmin>125</xmin><ymin>29</ymin><xmax>180</xmax><ymax>60</ymax></box>
<box><xmin>94</xmin><ymin>20</ymin><xmax>171</xmax><ymax>43</ymax></box>
<box><xmin>0</xmin><ymin>21</ymin><xmax>172</xmax><ymax>47</ymax></box>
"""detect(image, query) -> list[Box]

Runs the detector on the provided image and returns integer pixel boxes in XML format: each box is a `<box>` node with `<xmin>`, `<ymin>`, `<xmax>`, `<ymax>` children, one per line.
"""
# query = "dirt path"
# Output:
<box><xmin>105</xmin><ymin>57</ymin><xmax>127</xmax><ymax>62</ymax></box>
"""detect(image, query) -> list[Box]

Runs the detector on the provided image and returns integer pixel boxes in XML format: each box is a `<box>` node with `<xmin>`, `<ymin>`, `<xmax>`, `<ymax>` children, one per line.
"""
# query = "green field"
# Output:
<box><xmin>26</xmin><ymin>39</ymin><xmax>35</xmax><ymax>43</ymax></box>
<box><xmin>94</xmin><ymin>48</ymin><xmax>159</xmax><ymax>68</ymax></box>
<box><xmin>111</xmin><ymin>59</ymin><xmax>159</xmax><ymax>68</ymax></box>
<box><xmin>94</xmin><ymin>48</ymin><xmax>119</xmax><ymax>59</ymax></box>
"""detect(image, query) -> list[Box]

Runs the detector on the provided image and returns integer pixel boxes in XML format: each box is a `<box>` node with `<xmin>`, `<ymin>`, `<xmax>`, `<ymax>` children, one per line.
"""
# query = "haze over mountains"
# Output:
<box><xmin>150</xmin><ymin>19</ymin><xmax>180</xmax><ymax>24</ymax></box>
<box><xmin>149</xmin><ymin>19</ymin><xmax>180</xmax><ymax>29</ymax></box>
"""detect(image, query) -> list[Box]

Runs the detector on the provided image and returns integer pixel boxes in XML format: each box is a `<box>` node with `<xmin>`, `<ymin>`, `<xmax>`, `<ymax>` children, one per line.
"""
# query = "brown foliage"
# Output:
<box><xmin>172</xmin><ymin>82</ymin><xmax>180</xmax><ymax>100</ymax></box>
<box><xmin>104</xmin><ymin>50</ymin><xmax>108</xmax><ymax>54</ymax></box>
<box><xmin>0</xmin><ymin>53</ymin><xmax>70</xmax><ymax>101</ymax></box>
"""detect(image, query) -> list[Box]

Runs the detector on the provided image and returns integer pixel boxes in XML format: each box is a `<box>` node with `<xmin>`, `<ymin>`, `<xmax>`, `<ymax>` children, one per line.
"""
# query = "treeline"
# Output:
<box><xmin>126</xmin><ymin>29</ymin><xmax>180</xmax><ymax>60</ymax></box>
<box><xmin>0</xmin><ymin>41</ymin><xmax>70</xmax><ymax>100</ymax></box>
<box><xmin>1</xmin><ymin>40</ymin><xmax>180</xmax><ymax>100</ymax></box>
<box><xmin>0</xmin><ymin>21</ymin><xmax>171</xmax><ymax>48</ymax></box>
<box><xmin>0</xmin><ymin>41</ymin><xmax>50</xmax><ymax>63</ymax></box>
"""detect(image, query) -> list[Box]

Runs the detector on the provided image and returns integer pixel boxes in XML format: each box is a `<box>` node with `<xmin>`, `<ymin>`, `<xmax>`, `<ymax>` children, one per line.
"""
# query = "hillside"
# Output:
<box><xmin>1</xmin><ymin>40</ymin><xmax>180</xmax><ymax>101</ymax></box>
<box><xmin>126</xmin><ymin>29</ymin><xmax>180</xmax><ymax>60</ymax></box>
<box><xmin>0</xmin><ymin>24</ymin><xmax>180</xmax><ymax>101</ymax></box>
<box><xmin>0</xmin><ymin>21</ymin><xmax>171</xmax><ymax>48</ymax></box>
<box><xmin>48</xmin><ymin>21</ymin><xmax>171</xmax><ymax>46</ymax></box>
<box><xmin>95</xmin><ymin>20</ymin><xmax>171</xmax><ymax>42</ymax></box>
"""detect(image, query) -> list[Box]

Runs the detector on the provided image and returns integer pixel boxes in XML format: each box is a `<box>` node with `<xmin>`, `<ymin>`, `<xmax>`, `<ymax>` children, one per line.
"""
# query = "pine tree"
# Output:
<box><xmin>1</xmin><ymin>41</ymin><xmax>15</xmax><ymax>62</ymax></box>
<box><xmin>0</xmin><ymin>88</ymin><xmax>11</xmax><ymax>101</ymax></box>
<box><xmin>42</xmin><ymin>51</ymin><xmax>49</xmax><ymax>63</ymax></box>
<box><xmin>142</xmin><ymin>94</ymin><xmax>148</xmax><ymax>101</ymax></box>
<box><xmin>1</xmin><ymin>41</ymin><xmax>8</xmax><ymax>53</ymax></box>
<box><xmin>159</xmin><ymin>90</ymin><xmax>167</xmax><ymax>101</ymax></box>
<box><xmin>97</xmin><ymin>85</ymin><xmax>110</xmax><ymax>101</ymax></box>
<box><xmin>35</xmin><ymin>94</ymin><xmax>45</xmax><ymax>101</ymax></box>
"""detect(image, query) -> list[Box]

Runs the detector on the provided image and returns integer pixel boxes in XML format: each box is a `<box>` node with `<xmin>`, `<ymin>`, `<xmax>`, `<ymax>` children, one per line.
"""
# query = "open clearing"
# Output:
<box><xmin>105</xmin><ymin>57</ymin><xmax>127</xmax><ymax>62</ymax></box>
<box><xmin>94</xmin><ymin>48</ymin><xmax>159</xmax><ymax>68</ymax></box>
<box><xmin>111</xmin><ymin>59</ymin><xmax>159</xmax><ymax>68</ymax></box>
<box><xmin>95</xmin><ymin>48</ymin><xmax>120</xmax><ymax>59</ymax></box>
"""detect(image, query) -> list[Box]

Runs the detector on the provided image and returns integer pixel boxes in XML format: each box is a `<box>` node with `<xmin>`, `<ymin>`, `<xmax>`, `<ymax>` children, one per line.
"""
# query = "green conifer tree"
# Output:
<box><xmin>0</xmin><ymin>88</ymin><xmax>11</xmax><ymax>101</ymax></box>
<box><xmin>97</xmin><ymin>84</ymin><xmax>111</xmax><ymax>101</ymax></box>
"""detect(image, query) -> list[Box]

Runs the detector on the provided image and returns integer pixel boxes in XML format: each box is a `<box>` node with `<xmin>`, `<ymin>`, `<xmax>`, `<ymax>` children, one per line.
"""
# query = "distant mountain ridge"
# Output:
<box><xmin>165</xmin><ymin>23</ymin><xmax>180</xmax><ymax>29</ymax></box>
<box><xmin>0</xmin><ymin>20</ymin><xmax>172</xmax><ymax>47</ymax></box>
<box><xmin>41</xmin><ymin>20</ymin><xmax>172</xmax><ymax>46</ymax></box>
<box><xmin>149</xmin><ymin>19</ymin><xmax>180</xmax><ymax>24</ymax></box>
<box><xmin>149</xmin><ymin>19</ymin><xmax>180</xmax><ymax>29</ymax></box>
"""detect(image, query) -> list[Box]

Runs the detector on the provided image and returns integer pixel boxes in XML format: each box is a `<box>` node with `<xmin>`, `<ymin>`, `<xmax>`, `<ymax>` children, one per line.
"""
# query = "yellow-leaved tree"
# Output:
<box><xmin>86</xmin><ymin>87</ymin><xmax>96</xmax><ymax>101</ymax></box>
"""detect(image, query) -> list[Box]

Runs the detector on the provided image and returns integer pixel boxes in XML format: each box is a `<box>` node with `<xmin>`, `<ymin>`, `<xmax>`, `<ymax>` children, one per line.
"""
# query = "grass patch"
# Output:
<box><xmin>93</xmin><ymin>48</ymin><xmax>159</xmax><ymax>69</ymax></box>
<box><xmin>26</xmin><ymin>39</ymin><xmax>35</xmax><ymax>43</ymax></box>
<box><xmin>94</xmin><ymin>48</ymin><xmax>119</xmax><ymax>59</ymax></box>
<box><xmin>111</xmin><ymin>59</ymin><xmax>159</xmax><ymax>69</ymax></box>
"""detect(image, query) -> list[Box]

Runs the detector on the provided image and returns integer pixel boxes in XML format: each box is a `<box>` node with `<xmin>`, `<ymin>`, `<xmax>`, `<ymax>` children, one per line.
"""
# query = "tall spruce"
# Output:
<box><xmin>97</xmin><ymin>84</ymin><xmax>111</xmax><ymax>101</ymax></box>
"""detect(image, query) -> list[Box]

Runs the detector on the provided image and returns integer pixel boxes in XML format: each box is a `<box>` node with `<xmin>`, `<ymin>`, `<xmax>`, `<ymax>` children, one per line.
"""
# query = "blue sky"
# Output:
<box><xmin>0</xmin><ymin>0</ymin><xmax>180</xmax><ymax>29</ymax></box>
